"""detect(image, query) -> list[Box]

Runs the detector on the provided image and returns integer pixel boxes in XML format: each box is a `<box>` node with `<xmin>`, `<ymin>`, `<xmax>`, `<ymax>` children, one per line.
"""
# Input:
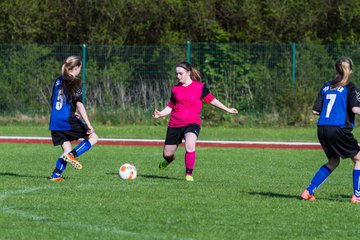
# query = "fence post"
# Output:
<box><xmin>187</xmin><ymin>40</ymin><xmax>191</xmax><ymax>63</ymax></box>
<box><xmin>82</xmin><ymin>44</ymin><xmax>87</xmax><ymax>105</ymax></box>
<box><xmin>292</xmin><ymin>42</ymin><xmax>296</xmax><ymax>97</ymax></box>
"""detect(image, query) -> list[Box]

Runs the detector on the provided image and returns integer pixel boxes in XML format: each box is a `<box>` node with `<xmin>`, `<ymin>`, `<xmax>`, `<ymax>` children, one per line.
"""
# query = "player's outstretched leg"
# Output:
<box><xmin>64</xmin><ymin>137</ymin><xmax>98</xmax><ymax>170</ymax></box>
<box><xmin>63</xmin><ymin>153</ymin><xmax>83</xmax><ymax>170</ymax></box>
<box><xmin>300</xmin><ymin>164</ymin><xmax>333</xmax><ymax>201</ymax></box>
<box><xmin>159</xmin><ymin>155</ymin><xmax>175</xmax><ymax>169</ymax></box>
<box><xmin>351</xmin><ymin>154</ymin><xmax>360</xmax><ymax>203</ymax></box>
<box><xmin>352</xmin><ymin>169</ymin><xmax>360</xmax><ymax>203</ymax></box>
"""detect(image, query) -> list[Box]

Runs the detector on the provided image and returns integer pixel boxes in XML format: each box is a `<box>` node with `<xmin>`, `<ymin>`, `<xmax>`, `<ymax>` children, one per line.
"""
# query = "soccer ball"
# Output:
<box><xmin>118</xmin><ymin>163</ymin><xmax>137</xmax><ymax>180</ymax></box>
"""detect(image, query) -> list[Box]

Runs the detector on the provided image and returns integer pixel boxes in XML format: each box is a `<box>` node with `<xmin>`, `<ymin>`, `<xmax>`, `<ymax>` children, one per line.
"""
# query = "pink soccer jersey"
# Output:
<box><xmin>167</xmin><ymin>81</ymin><xmax>214</xmax><ymax>127</ymax></box>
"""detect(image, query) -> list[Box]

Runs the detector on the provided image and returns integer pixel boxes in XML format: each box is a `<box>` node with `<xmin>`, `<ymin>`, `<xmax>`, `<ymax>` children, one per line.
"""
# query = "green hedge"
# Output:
<box><xmin>1</xmin><ymin>43</ymin><xmax>359</xmax><ymax>126</ymax></box>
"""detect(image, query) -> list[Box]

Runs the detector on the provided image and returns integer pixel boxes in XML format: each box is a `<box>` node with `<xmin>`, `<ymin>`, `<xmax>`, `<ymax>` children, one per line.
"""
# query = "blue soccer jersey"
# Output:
<box><xmin>49</xmin><ymin>77</ymin><xmax>82</xmax><ymax>131</ymax></box>
<box><xmin>313</xmin><ymin>82</ymin><xmax>360</xmax><ymax>129</ymax></box>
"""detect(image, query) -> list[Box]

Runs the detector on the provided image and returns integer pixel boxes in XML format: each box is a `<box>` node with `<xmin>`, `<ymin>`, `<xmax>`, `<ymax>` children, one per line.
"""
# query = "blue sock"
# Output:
<box><xmin>353</xmin><ymin>169</ymin><xmax>360</xmax><ymax>197</ymax></box>
<box><xmin>307</xmin><ymin>165</ymin><xmax>332</xmax><ymax>195</ymax></box>
<box><xmin>52</xmin><ymin>157</ymin><xmax>67</xmax><ymax>178</ymax></box>
<box><xmin>72</xmin><ymin>140</ymin><xmax>92</xmax><ymax>157</ymax></box>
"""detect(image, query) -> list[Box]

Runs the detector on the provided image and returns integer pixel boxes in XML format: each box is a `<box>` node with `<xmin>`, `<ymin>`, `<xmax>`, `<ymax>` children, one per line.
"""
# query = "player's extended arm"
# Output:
<box><xmin>312</xmin><ymin>110</ymin><xmax>320</xmax><ymax>115</ymax></box>
<box><xmin>352</xmin><ymin>107</ymin><xmax>360</xmax><ymax>115</ymax></box>
<box><xmin>153</xmin><ymin>106</ymin><xmax>172</xmax><ymax>118</ymax></box>
<box><xmin>209</xmin><ymin>98</ymin><xmax>238</xmax><ymax>114</ymax></box>
<box><xmin>76</xmin><ymin>102</ymin><xmax>95</xmax><ymax>133</ymax></box>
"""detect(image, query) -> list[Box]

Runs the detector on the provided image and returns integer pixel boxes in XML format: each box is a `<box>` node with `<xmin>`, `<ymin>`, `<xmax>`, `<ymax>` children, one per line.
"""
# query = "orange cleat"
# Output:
<box><xmin>351</xmin><ymin>195</ymin><xmax>360</xmax><ymax>203</ymax></box>
<box><xmin>300</xmin><ymin>189</ymin><xmax>316</xmax><ymax>201</ymax></box>
<box><xmin>62</xmin><ymin>154</ymin><xmax>83</xmax><ymax>170</ymax></box>
<box><xmin>50</xmin><ymin>177</ymin><xmax>64</xmax><ymax>182</ymax></box>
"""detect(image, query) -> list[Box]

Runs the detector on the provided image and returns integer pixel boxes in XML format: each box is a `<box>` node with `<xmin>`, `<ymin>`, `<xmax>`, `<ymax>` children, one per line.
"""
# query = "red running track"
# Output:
<box><xmin>0</xmin><ymin>136</ymin><xmax>322</xmax><ymax>150</ymax></box>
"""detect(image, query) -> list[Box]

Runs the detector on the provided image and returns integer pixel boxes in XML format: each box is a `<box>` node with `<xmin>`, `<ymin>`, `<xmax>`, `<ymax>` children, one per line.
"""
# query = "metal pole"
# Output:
<box><xmin>187</xmin><ymin>40</ymin><xmax>191</xmax><ymax>63</ymax></box>
<box><xmin>82</xmin><ymin>44</ymin><xmax>87</xmax><ymax>105</ymax></box>
<box><xmin>292</xmin><ymin>42</ymin><xmax>296</xmax><ymax>97</ymax></box>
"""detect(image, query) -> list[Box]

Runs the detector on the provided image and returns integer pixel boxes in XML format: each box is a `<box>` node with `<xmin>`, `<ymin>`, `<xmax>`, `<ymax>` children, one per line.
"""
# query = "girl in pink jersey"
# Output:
<box><xmin>153</xmin><ymin>61</ymin><xmax>238</xmax><ymax>181</ymax></box>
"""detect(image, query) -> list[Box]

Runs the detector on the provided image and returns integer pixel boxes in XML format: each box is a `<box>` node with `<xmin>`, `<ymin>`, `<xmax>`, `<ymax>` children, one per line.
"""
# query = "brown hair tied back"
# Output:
<box><xmin>331</xmin><ymin>57</ymin><xmax>353</xmax><ymax>88</ymax></box>
<box><xmin>61</xmin><ymin>56</ymin><xmax>82</xmax><ymax>98</ymax></box>
<box><xmin>176</xmin><ymin>61</ymin><xmax>202</xmax><ymax>82</ymax></box>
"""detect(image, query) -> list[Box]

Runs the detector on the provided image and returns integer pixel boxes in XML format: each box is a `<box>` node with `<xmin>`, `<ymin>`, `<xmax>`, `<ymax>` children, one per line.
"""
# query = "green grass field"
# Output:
<box><xmin>1</xmin><ymin>141</ymin><xmax>360</xmax><ymax>240</ymax></box>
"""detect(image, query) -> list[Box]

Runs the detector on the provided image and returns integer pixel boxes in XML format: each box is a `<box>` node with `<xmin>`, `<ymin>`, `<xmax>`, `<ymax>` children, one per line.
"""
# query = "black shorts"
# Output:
<box><xmin>51</xmin><ymin>119</ymin><xmax>89</xmax><ymax>146</ymax></box>
<box><xmin>165</xmin><ymin>124</ymin><xmax>201</xmax><ymax>145</ymax></box>
<box><xmin>317</xmin><ymin>125</ymin><xmax>360</xmax><ymax>159</ymax></box>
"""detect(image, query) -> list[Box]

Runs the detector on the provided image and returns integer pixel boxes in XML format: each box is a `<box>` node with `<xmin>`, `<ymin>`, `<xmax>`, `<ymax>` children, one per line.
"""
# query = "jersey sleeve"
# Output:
<box><xmin>74</xmin><ymin>87</ymin><xmax>83</xmax><ymax>103</ymax></box>
<box><xmin>50</xmin><ymin>81</ymin><xmax>56</xmax><ymax>107</ymax></box>
<box><xmin>312</xmin><ymin>87</ymin><xmax>324</xmax><ymax>113</ymax></box>
<box><xmin>202</xmin><ymin>85</ymin><xmax>215</xmax><ymax>104</ymax></box>
<box><xmin>347</xmin><ymin>82</ymin><xmax>360</xmax><ymax>108</ymax></box>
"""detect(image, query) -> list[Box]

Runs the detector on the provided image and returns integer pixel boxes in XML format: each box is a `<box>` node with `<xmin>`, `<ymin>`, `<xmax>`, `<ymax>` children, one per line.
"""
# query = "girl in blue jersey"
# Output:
<box><xmin>301</xmin><ymin>57</ymin><xmax>360</xmax><ymax>203</ymax></box>
<box><xmin>49</xmin><ymin>56</ymin><xmax>98</xmax><ymax>181</ymax></box>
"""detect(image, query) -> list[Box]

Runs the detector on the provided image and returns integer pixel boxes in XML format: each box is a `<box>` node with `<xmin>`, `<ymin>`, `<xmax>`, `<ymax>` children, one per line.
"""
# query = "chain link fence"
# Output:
<box><xmin>1</xmin><ymin>42</ymin><xmax>359</xmax><ymax>125</ymax></box>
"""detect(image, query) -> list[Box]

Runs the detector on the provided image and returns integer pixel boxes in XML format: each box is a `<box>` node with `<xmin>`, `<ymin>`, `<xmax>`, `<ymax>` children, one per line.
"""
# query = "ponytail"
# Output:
<box><xmin>331</xmin><ymin>57</ymin><xmax>353</xmax><ymax>88</ymax></box>
<box><xmin>61</xmin><ymin>56</ymin><xmax>82</xmax><ymax>98</ymax></box>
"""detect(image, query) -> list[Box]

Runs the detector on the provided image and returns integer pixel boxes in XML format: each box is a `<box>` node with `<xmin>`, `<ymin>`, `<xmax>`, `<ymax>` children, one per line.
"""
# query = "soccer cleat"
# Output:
<box><xmin>62</xmin><ymin>154</ymin><xmax>83</xmax><ymax>170</ymax></box>
<box><xmin>351</xmin><ymin>195</ymin><xmax>360</xmax><ymax>203</ymax></box>
<box><xmin>300</xmin><ymin>189</ymin><xmax>316</xmax><ymax>201</ymax></box>
<box><xmin>158</xmin><ymin>160</ymin><xmax>170</xmax><ymax>169</ymax></box>
<box><xmin>185</xmin><ymin>175</ymin><xmax>194</xmax><ymax>182</ymax></box>
<box><xmin>50</xmin><ymin>177</ymin><xmax>64</xmax><ymax>182</ymax></box>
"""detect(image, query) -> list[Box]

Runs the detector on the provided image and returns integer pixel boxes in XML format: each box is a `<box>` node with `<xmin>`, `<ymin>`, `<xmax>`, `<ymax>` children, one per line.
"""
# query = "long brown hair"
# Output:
<box><xmin>331</xmin><ymin>57</ymin><xmax>353</xmax><ymax>88</ymax></box>
<box><xmin>176</xmin><ymin>61</ymin><xmax>202</xmax><ymax>81</ymax></box>
<box><xmin>61</xmin><ymin>56</ymin><xmax>82</xmax><ymax>98</ymax></box>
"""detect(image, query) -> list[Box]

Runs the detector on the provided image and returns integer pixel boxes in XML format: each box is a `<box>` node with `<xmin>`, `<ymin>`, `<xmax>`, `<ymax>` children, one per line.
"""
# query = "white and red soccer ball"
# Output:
<box><xmin>118</xmin><ymin>163</ymin><xmax>137</xmax><ymax>180</ymax></box>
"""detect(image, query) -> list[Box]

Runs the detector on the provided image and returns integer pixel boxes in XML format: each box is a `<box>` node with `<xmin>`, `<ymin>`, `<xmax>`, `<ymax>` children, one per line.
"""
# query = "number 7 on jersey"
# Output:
<box><xmin>325</xmin><ymin>94</ymin><xmax>336</xmax><ymax>118</ymax></box>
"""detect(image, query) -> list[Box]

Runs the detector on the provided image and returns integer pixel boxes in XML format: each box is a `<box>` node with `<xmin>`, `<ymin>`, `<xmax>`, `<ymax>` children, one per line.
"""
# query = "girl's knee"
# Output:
<box><xmin>185</xmin><ymin>145</ymin><xmax>196</xmax><ymax>152</ymax></box>
<box><xmin>184</xmin><ymin>141</ymin><xmax>196</xmax><ymax>152</ymax></box>
<box><xmin>352</xmin><ymin>151</ymin><xmax>360</xmax><ymax>160</ymax></box>
<box><xmin>89</xmin><ymin>132</ymin><xmax>99</xmax><ymax>145</ymax></box>
<box><xmin>163</xmin><ymin>150</ymin><xmax>175</xmax><ymax>158</ymax></box>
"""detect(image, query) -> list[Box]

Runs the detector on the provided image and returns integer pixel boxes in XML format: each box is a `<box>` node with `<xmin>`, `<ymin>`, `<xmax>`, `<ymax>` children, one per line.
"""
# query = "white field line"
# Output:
<box><xmin>0</xmin><ymin>187</ymin><xmax>141</xmax><ymax>237</ymax></box>
<box><xmin>0</xmin><ymin>136</ymin><xmax>321</xmax><ymax>146</ymax></box>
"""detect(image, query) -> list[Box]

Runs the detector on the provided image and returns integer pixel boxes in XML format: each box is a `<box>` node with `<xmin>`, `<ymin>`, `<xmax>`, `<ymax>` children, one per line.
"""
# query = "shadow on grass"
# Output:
<box><xmin>322</xmin><ymin>194</ymin><xmax>351</xmax><ymax>202</ymax></box>
<box><xmin>249</xmin><ymin>191</ymin><xmax>350</xmax><ymax>202</ymax></box>
<box><xmin>0</xmin><ymin>172</ymin><xmax>49</xmax><ymax>179</ymax></box>
<box><xmin>106</xmin><ymin>172</ymin><xmax>178</xmax><ymax>180</ymax></box>
<box><xmin>139</xmin><ymin>174</ymin><xmax>179</xmax><ymax>180</ymax></box>
<box><xmin>249</xmin><ymin>191</ymin><xmax>298</xmax><ymax>199</ymax></box>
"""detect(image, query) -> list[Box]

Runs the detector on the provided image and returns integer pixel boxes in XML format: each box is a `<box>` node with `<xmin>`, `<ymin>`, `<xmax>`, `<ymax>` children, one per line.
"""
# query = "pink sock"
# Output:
<box><xmin>185</xmin><ymin>151</ymin><xmax>196</xmax><ymax>175</ymax></box>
